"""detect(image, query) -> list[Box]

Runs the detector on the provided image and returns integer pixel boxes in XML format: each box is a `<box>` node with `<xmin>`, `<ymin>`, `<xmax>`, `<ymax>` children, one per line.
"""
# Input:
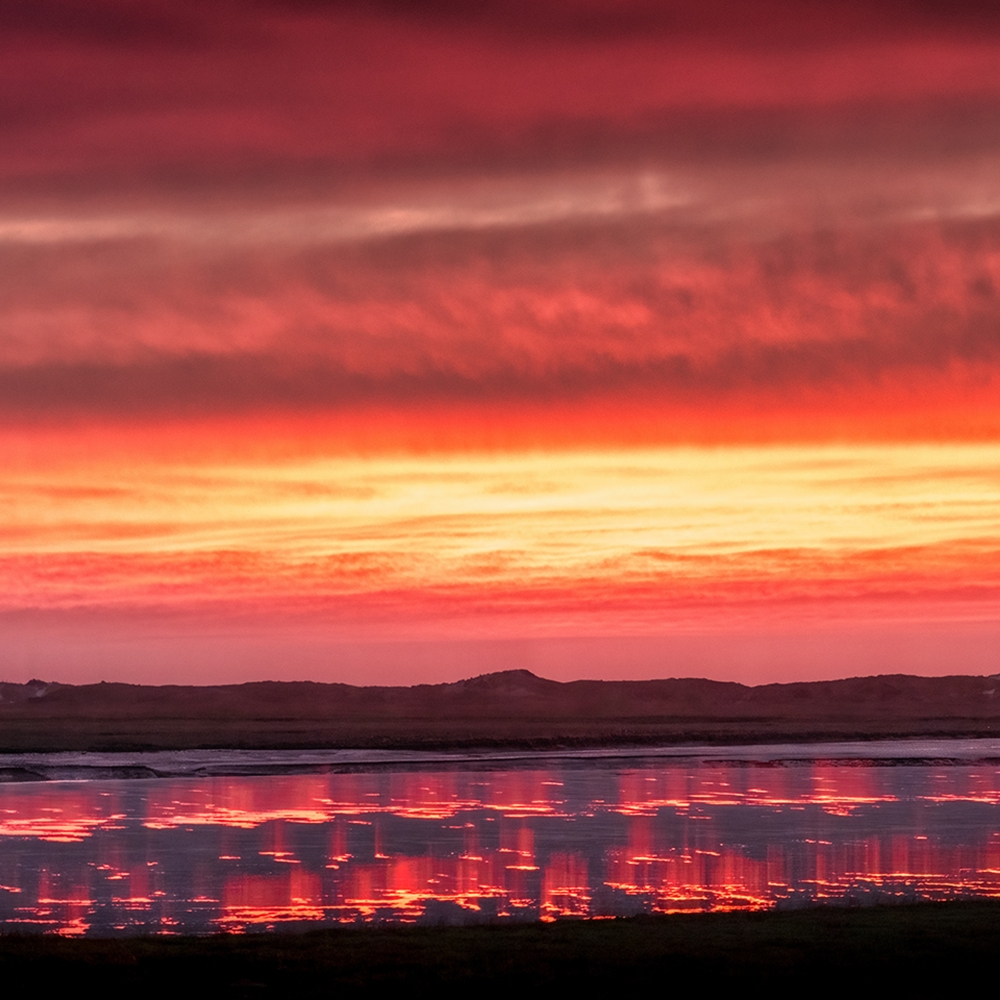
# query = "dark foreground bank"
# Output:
<box><xmin>2</xmin><ymin>903</ymin><xmax>999</xmax><ymax>994</ymax></box>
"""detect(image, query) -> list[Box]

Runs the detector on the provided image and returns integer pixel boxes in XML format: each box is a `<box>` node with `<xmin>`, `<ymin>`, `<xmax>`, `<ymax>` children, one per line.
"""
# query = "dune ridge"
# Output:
<box><xmin>0</xmin><ymin>670</ymin><xmax>998</xmax><ymax>752</ymax></box>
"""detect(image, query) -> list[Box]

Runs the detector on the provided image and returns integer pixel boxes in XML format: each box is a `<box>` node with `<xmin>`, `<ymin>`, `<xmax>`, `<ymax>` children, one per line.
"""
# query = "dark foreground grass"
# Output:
<box><xmin>2</xmin><ymin>902</ymin><xmax>999</xmax><ymax>995</ymax></box>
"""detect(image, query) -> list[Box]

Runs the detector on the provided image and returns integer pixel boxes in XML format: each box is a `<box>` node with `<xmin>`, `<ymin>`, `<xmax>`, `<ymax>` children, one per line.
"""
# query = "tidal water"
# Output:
<box><xmin>2</xmin><ymin>739</ymin><xmax>1000</xmax><ymax>936</ymax></box>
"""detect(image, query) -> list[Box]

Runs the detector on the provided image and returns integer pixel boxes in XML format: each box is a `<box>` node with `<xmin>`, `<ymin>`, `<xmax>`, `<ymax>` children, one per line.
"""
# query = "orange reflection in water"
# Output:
<box><xmin>142</xmin><ymin>770</ymin><xmax>568</xmax><ymax>831</ymax></box>
<box><xmin>30</xmin><ymin>870</ymin><xmax>94</xmax><ymax>936</ymax></box>
<box><xmin>2</xmin><ymin>764</ymin><xmax>1000</xmax><ymax>934</ymax></box>
<box><xmin>219</xmin><ymin>841</ymin><xmax>544</xmax><ymax>929</ymax></box>
<box><xmin>613</xmin><ymin>765</ymin><xmax>900</xmax><ymax>817</ymax></box>
<box><xmin>0</xmin><ymin>785</ymin><xmax>125</xmax><ymax>842</ymax></box>
<box><xmin>144</xmin><ymin>775</ymin><xmax>336</xmax><ymax>829</ymax></box>
<box><xmin>542</xmin><ymin>853</ymin><xmax>590</xmax><ymax>918</ymax></box>
<box><xmin>220</xmin><ymin>868</ymin><xmax>325</xmax><ymax>928</ymax></box>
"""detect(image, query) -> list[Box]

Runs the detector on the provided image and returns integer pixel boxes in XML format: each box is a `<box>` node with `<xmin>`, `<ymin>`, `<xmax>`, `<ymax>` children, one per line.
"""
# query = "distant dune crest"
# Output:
<box><xmin>1</xmin><ymin>671</ymin><xmax>999</xmax><ymax>753</ymax></box>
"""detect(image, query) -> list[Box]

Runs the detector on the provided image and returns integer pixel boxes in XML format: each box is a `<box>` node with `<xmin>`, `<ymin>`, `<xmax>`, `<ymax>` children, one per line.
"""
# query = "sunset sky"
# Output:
<box><xmin>2</xmin><ymin>0</ymin><xmax>999</xmax><ymax>685</ymax></box>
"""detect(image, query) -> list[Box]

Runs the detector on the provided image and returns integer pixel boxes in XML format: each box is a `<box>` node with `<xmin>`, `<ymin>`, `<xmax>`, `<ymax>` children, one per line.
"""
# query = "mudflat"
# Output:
<box><xmin>1</xmin><ymin>669</ymin><xmax>998</xmax><ymax>751</ymax></box>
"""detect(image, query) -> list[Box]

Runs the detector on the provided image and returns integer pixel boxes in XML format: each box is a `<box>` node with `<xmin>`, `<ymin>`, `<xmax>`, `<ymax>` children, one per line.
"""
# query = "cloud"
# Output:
<box><xmin>2</xmin><ymin>192</ymin><xmax>1000</xmax><ymax>422</ymax></box>
<box><xmin>4</xmin><ymin>1</ymin><xmax>1000</xmax><ymax>185</ymax></box>
<box><xmin>9</xmin><ymin>1</ymin><xmax>1000</xmax><ymax>48</ymax></box>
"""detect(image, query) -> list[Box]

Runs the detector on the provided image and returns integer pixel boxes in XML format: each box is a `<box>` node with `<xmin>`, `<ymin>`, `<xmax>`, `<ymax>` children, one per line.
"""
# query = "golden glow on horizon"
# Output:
<box><xmin>2</xmin><ymin>442</ymin><xmax>998</xmax><ymax>631</ymax></box>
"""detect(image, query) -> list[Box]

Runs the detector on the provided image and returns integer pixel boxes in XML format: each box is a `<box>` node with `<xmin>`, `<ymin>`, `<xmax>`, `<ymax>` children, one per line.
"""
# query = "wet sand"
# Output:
<box><xmin>3</xmin><ymin>736</ymin><xmax>1000</xmax><ymax>782</ymax></box>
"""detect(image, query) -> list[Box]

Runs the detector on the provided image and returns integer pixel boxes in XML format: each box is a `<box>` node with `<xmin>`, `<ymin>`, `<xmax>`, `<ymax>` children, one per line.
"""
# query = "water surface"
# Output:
<box><xmin>3</xmin><ymin>740</ymin><xmax>1000</xmax><ymax>935</ymax></box>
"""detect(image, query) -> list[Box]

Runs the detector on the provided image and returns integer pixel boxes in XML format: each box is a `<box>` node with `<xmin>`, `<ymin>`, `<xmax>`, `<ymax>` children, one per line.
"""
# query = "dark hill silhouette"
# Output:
<box><xmin>0</xmin><ymin>671</ymin><xmax>997</xmax><ymax>751</ymax></box>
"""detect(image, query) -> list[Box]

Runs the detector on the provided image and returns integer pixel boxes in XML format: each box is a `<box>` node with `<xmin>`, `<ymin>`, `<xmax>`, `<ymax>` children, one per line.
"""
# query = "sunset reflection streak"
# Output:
<box><xmin>2</xmin><ymin>761</ymin><xmax>1000</xmax><ymax>934</ymax></box>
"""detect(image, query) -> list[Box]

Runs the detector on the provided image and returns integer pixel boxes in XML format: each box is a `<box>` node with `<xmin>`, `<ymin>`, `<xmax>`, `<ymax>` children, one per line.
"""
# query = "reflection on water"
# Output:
<box><xmin>3</xmin><ymin>758</ymin><xmax>1000</xmax><ymax>934</ymax></box>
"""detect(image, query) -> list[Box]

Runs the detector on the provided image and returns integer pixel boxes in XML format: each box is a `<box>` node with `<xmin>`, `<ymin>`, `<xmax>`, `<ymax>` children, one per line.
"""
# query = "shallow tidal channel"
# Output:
<box><xmin>2</xmin><ymin>739</ymin><xmax>1000</xmax><ymax>935</ymax></box>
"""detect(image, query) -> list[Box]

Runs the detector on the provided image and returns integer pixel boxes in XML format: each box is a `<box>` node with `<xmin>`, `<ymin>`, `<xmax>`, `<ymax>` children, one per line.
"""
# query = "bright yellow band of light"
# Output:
<box><xmin>3</xmin><ymin>442</ymin><xmax>998</xmax><ymax>615</ymax></box>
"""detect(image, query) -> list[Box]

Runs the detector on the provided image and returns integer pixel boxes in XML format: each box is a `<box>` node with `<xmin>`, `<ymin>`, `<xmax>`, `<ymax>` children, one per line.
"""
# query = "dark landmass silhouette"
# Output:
<box><xmin>2</xmin><ymin>902</ymin><xmax>1000</xmax><ymax>990</ymax></box>
<box><xmin>1</xmin><ymin>670</ymin><xmax>998</xmax><ymax>752</ymax></box>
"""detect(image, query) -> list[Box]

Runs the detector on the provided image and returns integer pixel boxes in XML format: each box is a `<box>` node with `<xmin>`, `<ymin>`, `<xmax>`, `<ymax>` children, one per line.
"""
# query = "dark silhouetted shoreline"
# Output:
<box><xmin>1</xmin><ymin>670</ymin><xmax>998</xmax><ymax>752</ymax></box>
<box><xmin>1</xmin><ymin>902</ymin><xmax>998</xmax><ymax>991</ymax></box>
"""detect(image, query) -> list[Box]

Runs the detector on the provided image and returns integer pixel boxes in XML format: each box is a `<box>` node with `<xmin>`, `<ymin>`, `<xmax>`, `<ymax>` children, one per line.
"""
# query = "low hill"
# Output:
<box><xmin>0</xmin><ymin>670</ymin><xmax>998</xmax><ymax>751</ymax></box>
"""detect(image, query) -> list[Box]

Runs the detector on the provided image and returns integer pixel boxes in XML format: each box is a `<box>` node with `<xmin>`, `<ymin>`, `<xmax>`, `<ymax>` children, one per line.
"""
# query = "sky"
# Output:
<box><xmin>2</xmin><ymin>0</ymin><xmax>1000</xmax><ymax>685</ymax></box>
